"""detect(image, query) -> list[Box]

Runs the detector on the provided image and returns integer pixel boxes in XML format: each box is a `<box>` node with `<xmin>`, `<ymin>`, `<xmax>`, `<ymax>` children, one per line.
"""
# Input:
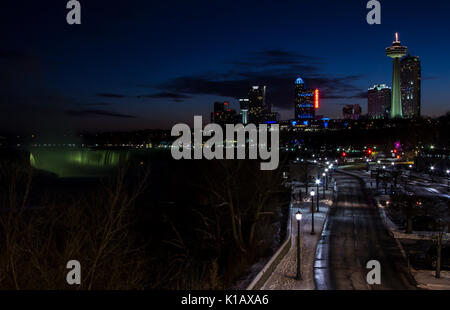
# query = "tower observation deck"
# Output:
<box><xmin>386</xmin><ymin>33</ymin><xmax>407</xmax><ymax>118</ymax></box>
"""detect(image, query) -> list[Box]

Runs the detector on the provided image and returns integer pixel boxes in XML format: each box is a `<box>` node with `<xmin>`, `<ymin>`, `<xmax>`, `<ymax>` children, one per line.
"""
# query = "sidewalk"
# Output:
<box><xmin>412</xmin><ymin>270</ymin><xmax>450</xmax><ymax>290</ymax></box>
<box><xmin>261</xmin><ymin>195</ymin><xmax>332</xmax><ymax>290</ymax></box>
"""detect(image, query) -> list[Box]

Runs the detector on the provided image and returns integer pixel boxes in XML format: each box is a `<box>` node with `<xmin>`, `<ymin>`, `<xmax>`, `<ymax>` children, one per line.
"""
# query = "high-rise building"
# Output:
<box><xmin>294</xmin><ymin>77</ymin><xmax>319</xmax><ymax>123</ymax></box>
<box><xmin>386</xmin><ymin>33</ymin><xmax>407</xmax><ymax>118</ymax></box>
<box><xmin>248</xmin><ymin>86</ymin><xmax>267</xmax><ymax>122</ymax></box>
<box><xmin>239</xmin><ymin>98</ymin><xmax>249</xmax><ymax>124</ymax></box>
<box><xmin>211</xmin><ymin>101</ymin><xmax>236</xmax><ymax>125</ymax></box>
<box><xmin>401</xmin><ymin>55</ymin><xmax>421</xmax><ymax>118</ymax></box>
<box><xmin>343</xmin><ymin>104</ymin><xmax>362</xmax><ymax>120</ymax></box>
<box><xmin>368</xmin><ymin>84</ymin><xmax>391</xmax><ymax>119</ymax></box>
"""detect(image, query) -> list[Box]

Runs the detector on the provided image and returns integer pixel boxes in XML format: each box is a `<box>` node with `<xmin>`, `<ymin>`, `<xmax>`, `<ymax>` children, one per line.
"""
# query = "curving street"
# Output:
<box><xmin>314</xmin><ymin>171</ymin><xmax>417</xmax><ymax>290</ymax></box>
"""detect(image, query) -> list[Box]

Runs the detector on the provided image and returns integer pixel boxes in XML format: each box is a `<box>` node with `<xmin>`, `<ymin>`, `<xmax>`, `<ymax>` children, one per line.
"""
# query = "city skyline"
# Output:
<box><xmin>1</xmin><ymin>0</ymin><xmax>450</xmax><ymax>134</ymax></box>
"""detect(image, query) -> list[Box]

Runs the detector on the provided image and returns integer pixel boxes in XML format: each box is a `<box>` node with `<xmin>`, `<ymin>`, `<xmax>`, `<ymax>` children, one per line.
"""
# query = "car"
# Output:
<box><xmin>425</xmin><ymin>244</ymin><xmax>450</xmax><ymax>270</ymax></box>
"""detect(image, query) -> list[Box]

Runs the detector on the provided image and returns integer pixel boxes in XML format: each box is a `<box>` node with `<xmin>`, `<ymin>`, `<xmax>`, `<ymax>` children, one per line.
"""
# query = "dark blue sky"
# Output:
<box><xmin>1</xmin><ymin>0</ymin><xmax>449</xmax><ymax>133</ymax></box>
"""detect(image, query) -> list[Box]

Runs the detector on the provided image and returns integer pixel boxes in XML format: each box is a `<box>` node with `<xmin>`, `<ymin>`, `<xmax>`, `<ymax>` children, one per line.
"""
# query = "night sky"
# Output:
<box><xmin>1</xmin><ymin>0</ymin><xmax>450</xmax><ymax>134</ymax></box>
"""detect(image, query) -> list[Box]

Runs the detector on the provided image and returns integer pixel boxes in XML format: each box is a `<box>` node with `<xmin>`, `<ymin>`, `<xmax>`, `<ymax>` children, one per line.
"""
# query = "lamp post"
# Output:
<box><xmin>446</xmin><ymin>170</ymin><xmax>449</xmax><ymax>192</ymax></box>
<box><xmin>322</xmin><ymin>173</ymin><xmax>326</xmax><ymax>198</ymax></box>
<box><xmin>295</xmin><ymin>211</ymin><xmax>302</xmax><ymax>280</ymax></box>
<box><xmin>315</xmin><ymin>179</ymin><xmax>321</xmax><ymax>211</ymax></box>
<box><xmin>310</xmin><ymin>190</ymin><xmax>315</xmax><ymax>235</ymax></box>
<box><xmin>430</xmin><ymin>166</ymin><xmax>435</xmax><ymax>182</ymax></box>
<box><xmin>325</xmin><ymin>168</ymin><xmax>329</xmax><ymax>189</ymax></box>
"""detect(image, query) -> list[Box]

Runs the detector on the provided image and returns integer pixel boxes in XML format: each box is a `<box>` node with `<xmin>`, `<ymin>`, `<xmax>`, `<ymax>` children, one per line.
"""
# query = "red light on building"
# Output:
<box><xmin>393</xmin><ymin>149</ymin><xmax>397</xmax><ymax>154</ymax></box>
<box><xmin>342</xmin><ymin>151</ymin><xmax>347</xmax><ymax>157</ymax></box>
<box><xmin>314</xmin><ymin>89</ymin><xmax>319</xmax><ymax>109</ymax></box>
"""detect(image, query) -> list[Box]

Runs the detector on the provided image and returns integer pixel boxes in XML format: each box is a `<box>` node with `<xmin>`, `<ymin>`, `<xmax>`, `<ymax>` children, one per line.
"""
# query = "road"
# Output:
<box><xmin>314</xmin><ymin>171</ymin><xmax>417</xmax><ymax>290</ymax></box>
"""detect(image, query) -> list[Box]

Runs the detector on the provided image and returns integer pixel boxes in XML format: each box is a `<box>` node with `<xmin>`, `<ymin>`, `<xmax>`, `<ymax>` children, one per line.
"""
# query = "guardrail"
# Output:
<box><xmin>246</xmin><ymin>202</ymin><xmax>293</xmax><ymax>290</ymax></box>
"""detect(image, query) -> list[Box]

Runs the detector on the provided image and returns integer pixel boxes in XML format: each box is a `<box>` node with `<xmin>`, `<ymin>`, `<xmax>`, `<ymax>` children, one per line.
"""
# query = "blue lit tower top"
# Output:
<box><xmin>295</xmin><ymin>77</ymin><xmax>305</xmax><ymax>85</ymax></box>
<box><xmin>294</xmin><ymin>77</ymin><xmax>318</xmax><ymax>122</ymax></box>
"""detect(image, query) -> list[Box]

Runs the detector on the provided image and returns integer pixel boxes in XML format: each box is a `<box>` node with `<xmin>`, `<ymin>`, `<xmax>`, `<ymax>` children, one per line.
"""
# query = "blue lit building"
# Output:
<box><xmin>294</xmin><ymin>77</ymin><xmax>319</xmax><ymax>123</ymax></box>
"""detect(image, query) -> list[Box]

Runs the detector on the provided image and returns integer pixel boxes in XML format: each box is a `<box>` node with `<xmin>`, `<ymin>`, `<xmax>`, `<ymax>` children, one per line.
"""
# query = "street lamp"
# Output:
<box><xmin>322</xmin><ymin>172</ymin><xmax>327</xmax><ymax>196</ymax></box>
<box><xmin>446</xmin><ymin>169</ymin><xmax>449</xmax><ymax>192</ymax></box>
<box><xmin>295</xmin><ymin>210</ymin><xmax>302</xmax><ymax>280</ymax></box>
<box><xmin>315</xmin><ymin>179</ymin><xmax>321</xmax><ymax>211</ymax></box>
<box><xmin>310</xmin><ymin>190</ymin><xmax>315</xmax><ymax>235</ymax></box>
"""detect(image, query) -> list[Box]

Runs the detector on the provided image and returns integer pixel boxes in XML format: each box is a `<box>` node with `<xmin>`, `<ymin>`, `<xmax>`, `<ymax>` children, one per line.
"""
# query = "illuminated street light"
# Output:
<box><xmin>310</xmin><ymin>191</ymin><xmax>315</xmax><ymax>235</ymax></box>
<box><xmin>322</xmin><ymin>172</ymin><xmax>327</xmax><ymax>196</ymax></box>
<box><xmin>430</xmin><ymin>166</ymin><xmax>435</xmax><ymax>182</ymax></box>
<box><xmin>315</xmin><ymin>179</ymin><xmax>321</xmax><ymax>211</ymax></box>
<box><xmin>295</xmin><ymin>210</ymin><xmax>302</xmax><ymax>280</ymax></box>
<box><xmin>446</xmin><ymin>170</ymin><xmax>450</xmax><ymax>192</ymax></box>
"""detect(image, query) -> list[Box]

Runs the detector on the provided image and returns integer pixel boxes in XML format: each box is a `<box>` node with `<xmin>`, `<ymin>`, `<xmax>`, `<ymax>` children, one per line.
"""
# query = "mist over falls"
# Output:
<box><xmin>29</xmin><ymin>149</ymin><xmax>132</xmax><ymax>178</ymax></box>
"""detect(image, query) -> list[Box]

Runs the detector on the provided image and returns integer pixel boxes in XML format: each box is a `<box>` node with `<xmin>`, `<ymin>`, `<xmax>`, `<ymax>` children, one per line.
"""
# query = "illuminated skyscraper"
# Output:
<box><xmin>248</xmin><ymin>86</ymin><xmax>267</xmax><ymax>122</ymax></box>
<box><xmin>401</xmin><ymin>55</ymin><xmax>421</xmax><ymax>118</ymax></box>
<box><xmin>368</xmin><ymin>84</ymin><xmax>391</xmax><ymax>119</ymax></box>
<box><xmin>386</xmin><ymin>33</ymin><xmax>407</xmax><ymax>118</ymax></box>
<box><xmin>342</xmin><ymin>104</ymin><xmax>361</xmax><ymax>120</ymax></box>
<box><xmin>211</xmin><ymin>101</ymin><xmax>236</xmax><ymax>125</ymax></box>
<box><xmin>239</xmin><ymin>98</ymin><xmax>249</xmax><ymax>124</ymax></box>
<box><xmin>294</xmin><ymin>77</ymin><xmax>319</xmax><ymax>123</ymax></box>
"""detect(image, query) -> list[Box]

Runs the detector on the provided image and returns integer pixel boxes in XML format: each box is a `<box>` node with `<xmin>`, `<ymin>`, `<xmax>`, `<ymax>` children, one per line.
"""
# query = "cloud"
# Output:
<box><xmin>155</xmin><ymin>50</ymin><xmax>365</xmax><ymax>109</ymax></box>
<box><xmin>422</xmin><ymin>76</ymin><xmax>440</xmax><ymax>80</ymax></box>
<box><xmin>79</xmin><ymin>102</ymin><xmax>111</xmax><ymax>106</ymax></box>
<box><xmin>95</xmin><ymin>91</ymin><xmax>192</xmax><ymax>102</ymax></box>
<box><xmin>65</xmin><ymin>109</ymin><xmax>136</xmax><ymax>119</ymax></box>
<box><xmin>136</xmin><ymin>92</ymin><xmax>192</xmax><ymax>101</ymax></box>
<box><xmin>96</xmin><ymin>93</ymin><xmax>127</xmax><ymax>98</ymax></box>
<box><xmin>230</xmin><ymin>49</ymin><xmax>323</xmax><ymax>69</ymax></box>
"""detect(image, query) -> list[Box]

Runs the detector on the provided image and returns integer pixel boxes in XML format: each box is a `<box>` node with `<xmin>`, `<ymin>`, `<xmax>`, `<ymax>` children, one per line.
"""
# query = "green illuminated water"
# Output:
<box><xmin>30</xmin><ymin>149</ymin><xmax>131</xmax><ymax>177</ymax></box>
